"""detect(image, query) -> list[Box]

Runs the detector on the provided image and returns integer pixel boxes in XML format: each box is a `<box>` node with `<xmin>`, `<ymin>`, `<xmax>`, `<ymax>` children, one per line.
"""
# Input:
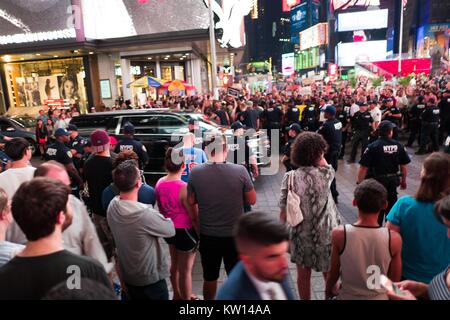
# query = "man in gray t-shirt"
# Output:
<box><xmin>188</xmin><ymin>134</ymin><xmax>256</xmax><ymax>300</ymax></box>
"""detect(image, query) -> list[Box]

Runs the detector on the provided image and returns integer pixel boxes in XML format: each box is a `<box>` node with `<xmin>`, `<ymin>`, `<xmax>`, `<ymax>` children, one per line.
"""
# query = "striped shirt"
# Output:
<box><xmin>428</xmin><ymin>266</ymin><xmax>450</xmax><ymax>300</ymax></box>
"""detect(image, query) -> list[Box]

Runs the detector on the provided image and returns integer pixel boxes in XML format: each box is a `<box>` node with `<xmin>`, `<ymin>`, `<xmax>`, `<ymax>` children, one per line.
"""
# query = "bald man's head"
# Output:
<box><xmin>183</xmin><ymin>132</ymin><xmax>196</xmax><ymax>148</ymax></box>
<box><xmin>34</xmin><ymin>161</ymin><xmax>70</xmax><ymax>186</ymax></box>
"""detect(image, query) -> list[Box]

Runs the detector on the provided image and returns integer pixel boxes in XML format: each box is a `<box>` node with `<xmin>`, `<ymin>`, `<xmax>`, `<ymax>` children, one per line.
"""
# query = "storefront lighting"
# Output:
<box><xmin>89</xmin><ymin>52</ymin><xmax>94</xmax><ymax>55</ymax></box>
<box><xmin>2</xmin><ymin>55</ymin><xmax>12</xmax><ymax>62</ymax></box>
<box><xmin>164</xmin><ymin>57</ymin><xmax>169</xmax><ymax>60</ymax></box>
<box><xmin>36</xmin><ymin>53</ymin><xmax>41</xmax><ymax>56</ymax></box>
<box><xmin>74</xmin><ymin>50</ymin><xmax>79</xmax><ymax>53</ymax></box>
<box><xmin>54</xmin><ymin>55</ymin><xmax>59</xmax><ymax>58</ymax></box>
<box><xmin>147</xmin><ymin>57</ymin><xmax>152</xmax><ymax>60</ymax></box>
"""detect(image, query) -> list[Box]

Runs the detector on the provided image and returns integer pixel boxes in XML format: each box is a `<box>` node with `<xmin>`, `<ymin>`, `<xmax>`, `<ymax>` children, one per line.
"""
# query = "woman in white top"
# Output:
<box><xmin>326</xmin><ymin>179</ymin><xmax>402</xmax><ymax>300</ymax></box>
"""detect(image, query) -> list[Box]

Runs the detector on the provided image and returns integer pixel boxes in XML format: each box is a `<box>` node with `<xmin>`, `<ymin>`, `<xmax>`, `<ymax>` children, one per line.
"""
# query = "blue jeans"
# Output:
<box><xmin>125</xmin><ymin>279</ymin><xmax>169</xmax><ymax>300</ymax></box>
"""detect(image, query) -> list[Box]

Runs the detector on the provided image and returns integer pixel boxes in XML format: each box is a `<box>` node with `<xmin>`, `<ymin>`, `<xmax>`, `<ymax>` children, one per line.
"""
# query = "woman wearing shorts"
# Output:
<box><xmin>155</xmin><ymin>148</ymin><xmax>199</xmax><ymax>300</ymax></box>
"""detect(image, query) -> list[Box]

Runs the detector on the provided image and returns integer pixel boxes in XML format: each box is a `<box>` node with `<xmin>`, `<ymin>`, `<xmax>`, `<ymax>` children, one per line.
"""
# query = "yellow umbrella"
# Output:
<box><xmin>168</xmin><ymin>80</ymin><xmax>186</xmax><ymax>91</ymax></box>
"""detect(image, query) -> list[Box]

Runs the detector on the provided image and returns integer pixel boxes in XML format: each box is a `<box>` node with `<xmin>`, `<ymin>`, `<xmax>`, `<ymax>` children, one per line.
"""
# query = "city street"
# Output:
<box><xmin>1</xmin><ymin>0</ymin><xmax>449</xmax><ymax>306</ymax></box>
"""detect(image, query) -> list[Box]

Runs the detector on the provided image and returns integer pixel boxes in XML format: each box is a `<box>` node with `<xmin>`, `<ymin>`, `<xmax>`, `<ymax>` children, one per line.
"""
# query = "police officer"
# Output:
<box><xmin>318</xmin><ymin>106</ymin><xmax>342</xmax><ymax>203</ymax></box>
<box><xmin>416</xmin><ymin>98</ymin><xmax>440</xmax><ymax>155</ymax></box>
<box><xmin>358</xmin><ymin>121</ymin><xmax>410</xmax><ymax>225</ymax></box>
<box><xmin>381</xmin><ymin>98</ymin><xmax>402</xmax><ymax>140</ymax></box>
<box><xmin>67</xmin><ymin>124</ymin><xmax>86</xmax><ymax>172</ymax></box>
<box><xmin>406</xmin><ymin>96</ymin><xmax>426</xmax><ymax>147</ymax></box>
<box><xmin>228</xmin><ymin>121</ymin><xmax>259</xmax><ymax>212</ymax></box>
<box><xmin>349</xmin><ymin>102</ymin><xmax>373</xmax><ymax>163</ymax></box>
<box><xmin>281</xmin><ymin>123</ymin><xmax>301</xmax><ymax>172</ymax></box>
<box><xmin>336</xmin><ymin>104</ymin><xmax>350</xmax><ymax>159</ymax></box>
<box><xmin>114</xmin><ymin>122</ymin><xmax>149</xmax><ymax>168</ymax></box>
<box><xmin>45</xmin><ymin>128</ymin><xmax>83</xmax><ymax>192</ymax></box>
<box><xmin>284</xmin><ymin>101</ymin><xmax>301</xmax><ymax>127</ymax></box>
<box><xmin>301</xmin><ymin>100</ymin><xmax>319</xmax><ymax>132</ymax></box>
<box><xmin>263</xmin><ymin>100</ymin><xmax>283</xmax><ymax>145</ymax></box>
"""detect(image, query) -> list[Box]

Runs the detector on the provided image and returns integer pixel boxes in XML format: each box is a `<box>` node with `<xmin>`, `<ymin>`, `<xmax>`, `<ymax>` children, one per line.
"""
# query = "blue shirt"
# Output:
<box><xmin>101</xmin><ymin>184</ymin><xmax>156</xmax><ymax>210</ymax></box>
<box><xmin>179</xmin><ymin>147</ymin><xmax>208</xmax><ymax>183</ymax></box>
<box><xmin>387</xmin><ymin>196</ymin><xmax>450</xmax><ymax>283</ymax></box>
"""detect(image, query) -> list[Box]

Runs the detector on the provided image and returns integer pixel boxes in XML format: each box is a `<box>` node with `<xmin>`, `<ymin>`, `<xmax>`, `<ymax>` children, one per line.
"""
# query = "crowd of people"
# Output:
<box><xmin>0</xmin><ymin>71</ymin><xmax>449</xmax><ymax>300</ymax></box>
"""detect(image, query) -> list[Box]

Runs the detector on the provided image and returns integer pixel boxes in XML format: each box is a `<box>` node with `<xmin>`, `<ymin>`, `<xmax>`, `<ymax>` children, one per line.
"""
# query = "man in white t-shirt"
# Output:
<box><xmin>350</xmin><ymin>101</ymin><xmax>361</xmax><ymax>118</ymax></box>
<box><xmin>0</xmin><ymin>138</ymin><xmax>36</xmax><ymax>243</ymax></box>
<box><xmin>369</xmin><ymin>100</ymin><xmax>382</xmax><ymax>132</ymax></box>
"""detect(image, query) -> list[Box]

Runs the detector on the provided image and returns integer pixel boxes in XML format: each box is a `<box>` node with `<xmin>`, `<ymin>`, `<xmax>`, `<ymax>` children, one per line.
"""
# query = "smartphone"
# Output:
<box><xmin>379</xmin><ymin>275</ymin><xmax>409</xmax><ymax>297</ymax></box>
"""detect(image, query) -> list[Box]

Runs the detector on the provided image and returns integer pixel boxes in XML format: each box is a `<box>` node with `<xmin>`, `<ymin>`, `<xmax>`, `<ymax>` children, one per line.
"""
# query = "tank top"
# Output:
<box><xmin>338</xmin><ymin>225</ymin><xmax>392</xmax><ymax>300</ymax></box>
<box><xmin>428</xmin><ymin>266</ymin><xmax>450</xmax><ymax>300</ymax></box>
<box><xmin>155</xmin><ymin>178</ymin><xmax>192</xmax><ymax>229</ymax></box>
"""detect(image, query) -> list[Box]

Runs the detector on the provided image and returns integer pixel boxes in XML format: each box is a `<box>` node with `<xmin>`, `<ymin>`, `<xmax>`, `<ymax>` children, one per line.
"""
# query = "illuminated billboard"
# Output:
<box><xmin>337</xmin><ymin>40</ymin><xmax>387</xmax><ymax>66</ymax></box>
<box><xmin>330</xmin><ymin>0</ymin><xmax>380</xmax><ymax>12</ymax></box>
<box><xmin>337</xmin><ymin>9</ymin><xmax>388</xmax><ymax>32</ymax></box>
<box><xmin>282</xmin><ymin>0</ymin><xmax>301</xmax><ymax>12</ymax></box>
<box><xmin>0</xmin><ymin>0</ymin><xmax>76</xmax><ymax>45</ymax></box>
<box><xmin>290</xmin><ymin>2</ymin><xmax>308</xmax><ymax>44</ymax></box>
<box><xmin>299</xmin><ymin>23</ymin><xmax>328</xmax><ymax>51</ymax></box>
<box><xmin>82</xmin><ymin>0</ymin><xmax>210</xmax><ymax>40</ymax></box>
<box><xmin>282</xmin><ymin>52</ymin><xmax>295</xmax><ymax>76</ymax></box>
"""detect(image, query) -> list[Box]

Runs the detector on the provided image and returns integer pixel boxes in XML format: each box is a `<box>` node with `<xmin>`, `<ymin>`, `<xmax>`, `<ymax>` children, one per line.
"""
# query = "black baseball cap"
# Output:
<box><xmin>54</xmin><ymin>128</ymin><xmax>70</xmax><ymax>137</ymax></box>
<box><xmin>378</xmin><ymin>120</ymin><xmax>396</xmax><ymax>135</ymax></box>
<box><xmin>288</xmin><ymin>123</ymin><xmax>302</xmax><ymax>134</ymax></box>
<box><xmin>358</xmin><ymin>101</ymin><xmax>368</xmax><ymax>107</ymax></box>
<box><xmin>123</xmin><ymin>122</ymin><xmax>135</xmax><ymax>134</ymax></box>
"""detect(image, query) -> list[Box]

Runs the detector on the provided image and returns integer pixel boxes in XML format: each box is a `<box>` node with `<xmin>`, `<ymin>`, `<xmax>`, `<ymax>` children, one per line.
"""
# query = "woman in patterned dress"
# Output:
<box><xmin>279</xmin><ymin>132</ymin><xmax>341</xmax><ymax>300</ymax></box>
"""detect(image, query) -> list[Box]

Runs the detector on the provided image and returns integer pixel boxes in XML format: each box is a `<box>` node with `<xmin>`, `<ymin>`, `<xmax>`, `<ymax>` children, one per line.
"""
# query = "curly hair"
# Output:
<box><xmin>113</xmin><ymin>150</ymin><xmax>139</xmax><ymax>169</ymax></box>
<box><xmin>291</xmin><ymin>132</ymin><xmax>328</xmax><ymax>167</ymax></box>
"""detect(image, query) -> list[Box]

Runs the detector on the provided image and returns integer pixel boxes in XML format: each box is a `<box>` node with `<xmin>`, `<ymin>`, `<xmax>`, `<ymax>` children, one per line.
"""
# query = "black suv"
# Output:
<box><xmin>70</xmin><ymin>110</ymin><xmax>270</xmax><ymax>175</ymax></box>
<box><xmin>0</xmin><ymin>116</ymin><xmax>37</xmax><ymax>154</ymax></box>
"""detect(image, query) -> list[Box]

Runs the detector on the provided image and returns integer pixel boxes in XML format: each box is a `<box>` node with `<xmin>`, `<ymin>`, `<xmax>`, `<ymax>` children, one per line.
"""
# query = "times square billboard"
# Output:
<box><xmin>0</xmin><ymin>0</ymin><xmax>248</xmax><ymax>48</ymax></box>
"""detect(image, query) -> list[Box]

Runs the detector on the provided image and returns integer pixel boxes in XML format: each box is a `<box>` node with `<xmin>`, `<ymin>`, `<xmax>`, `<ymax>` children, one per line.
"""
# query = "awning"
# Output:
<box><xmin>127</xmin><ymin>76</ymin><xmax>165</xmax><ymax>88</ymax></box>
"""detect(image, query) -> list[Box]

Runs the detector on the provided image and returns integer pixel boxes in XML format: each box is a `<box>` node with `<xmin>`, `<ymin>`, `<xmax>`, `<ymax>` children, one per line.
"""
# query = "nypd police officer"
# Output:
<box><xmin>318</xmin><ymin>106</ymin><xmax>342</xmax><ymax>203</ymax></box>
<box><xmin>416</xmin><ymin>98</ymin><xmax>440</xmax><ymax>155</ymax></box>
<box><xmin>301</xmin><ymin>100</ymin><xmax>319</xmax><ymax>132</ymax></box>
<box><xmin>262</xmin><ymin>100</ymin><xmax>283</xmax><ymax>144</ymax></box>
<box><xmin>67</xmin><ymin>124</ymin><xmax>87</xmax><ymax>172</ymax></box>
<box><xmin>349</xmin><ymin>102</ymin><xmax>373</xmax><ymax>163</ymax></box>
<box><xmin>281</xmin><ymin>123</ymin><xmax>301</xmax><ymax>172</ymax></box>
<box><xmin>336</xmin><ymin>104</ymin><xmax>350</xmax><ymax>159</ymax></box>
<box><xmin>114</xmin><ymin>122</ymin><xmax>149</xmax><ymax>168</ymax></box>
<box><xmin>357</xmin><ymin>121</ymin><xmax>411</xmax><ymax>225</ymax></box>
<box><xmin>45</xmin><ymin>128</ymin><xmax>83</xmax><ymax>192</ymax></box>
<box><xmin>284</xmin><ymin>101</ymin><xmax>301</xmax><ymax>127</ymax></box>
<box><xmin>406</xmin><ymin>96</ymin><xmax>426</xmax><ymax>148</ymax></box>
<box><xmin>381</xmin><ymin>98</ymin><xmax>402</xmax><ymax>140</ymax></box>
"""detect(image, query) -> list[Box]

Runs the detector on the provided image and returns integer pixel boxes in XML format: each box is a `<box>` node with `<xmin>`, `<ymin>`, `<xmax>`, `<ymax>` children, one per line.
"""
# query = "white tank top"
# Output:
<box><xmin>338</xmin><ymin>225</ymin><xmax>392</xmax><ymax>300</ymax></box>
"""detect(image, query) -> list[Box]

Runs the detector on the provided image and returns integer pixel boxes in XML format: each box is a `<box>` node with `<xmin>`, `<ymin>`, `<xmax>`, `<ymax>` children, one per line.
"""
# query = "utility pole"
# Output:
<box><xmin>398</xmin><ymin>0</ymin><xmax>404</xmax><ymax>77</ymax></box>
<box><xmin>209</xmin><ymin>0</ymin><xmax>219</xmax><ymax>99</ymax></box>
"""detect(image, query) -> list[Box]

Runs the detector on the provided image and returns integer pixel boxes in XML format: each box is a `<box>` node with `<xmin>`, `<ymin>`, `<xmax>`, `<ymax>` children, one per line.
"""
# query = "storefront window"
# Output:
<box><xmin>161</xmin><ymin>65</ymin><xmax>172</xmax><ymax>82</ymax></box>
<box><xmin>4</xmin><ymin>57</ymin><xmax>87</xmax><ymax>113</ymax></box>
